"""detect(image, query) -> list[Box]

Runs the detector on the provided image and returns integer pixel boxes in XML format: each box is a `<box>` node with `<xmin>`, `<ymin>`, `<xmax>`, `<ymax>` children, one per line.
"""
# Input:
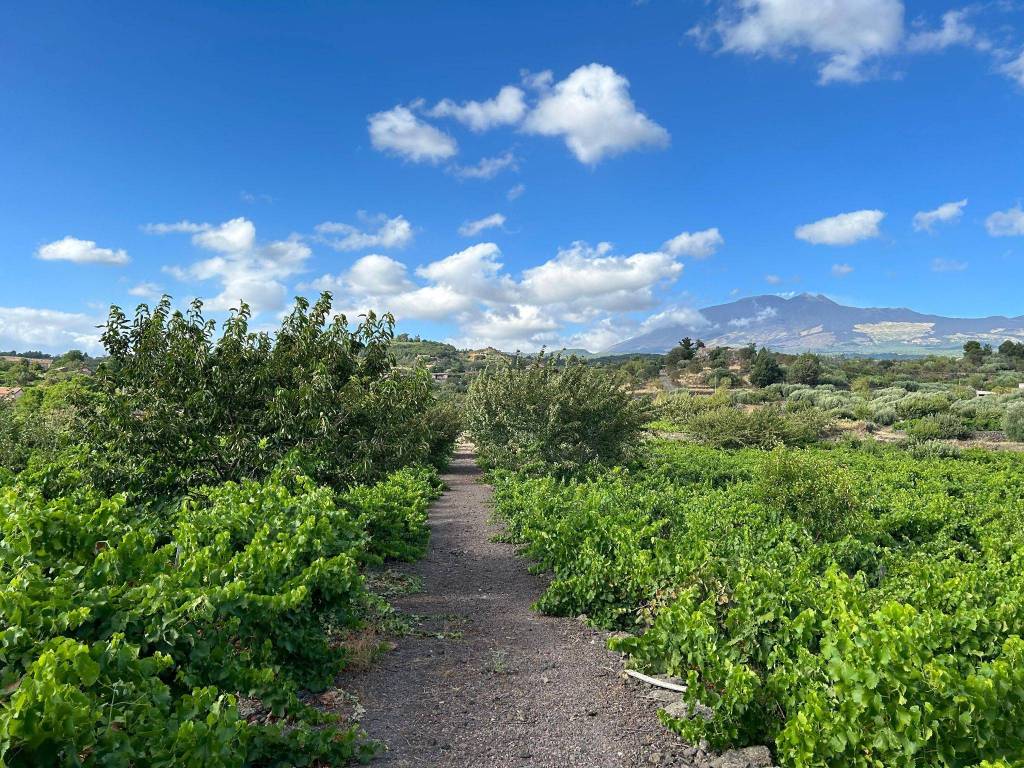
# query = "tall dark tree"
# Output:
<box><xmin>749</xmin><ymin>347</ymin><xmax>784</xmax><ymax>388</ymax></box>
<box><xmin>788</xmin><ymin>352</ymin><xmax>822</xmax><ymax>386</ymax></box>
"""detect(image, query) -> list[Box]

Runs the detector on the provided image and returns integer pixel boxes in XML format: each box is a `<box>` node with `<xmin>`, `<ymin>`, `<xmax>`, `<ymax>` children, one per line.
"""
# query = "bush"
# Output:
<box><xmin>683</xmin><ymin>405</ymin><xmax>831</xmax><ymax>449</ymax></box>
<box><xmin>465</xmin><ymin>354</ymin><xmax>649</xmax><ymax>477</ymax></box>
<box><xmin>1006</xmin><ymin>402</ymin><xmax>1024</xmax><ymax>441</ymax></box>
<box><xmin>49</xmin><ymin>294</ymin><xmax>456</xmax><ymax>498</ymax></box>
<box><xmin>895</xmin><ymin>392</ymin><xmax>950</xmax><ymax>419</ymax></box>
<box><xmin>904</xmin><ymin>413</ymin><xmax>972</xmax><ymax>441</ymax></box>
<box><xmin>753</xmin><ymin>447</ymin><xmax>863</xmax><ymax>541</ymax></box>
<box><xmin>654</xmin><ymin>388</ymin><xmax>730</xmax><ymax>425</ymax></box>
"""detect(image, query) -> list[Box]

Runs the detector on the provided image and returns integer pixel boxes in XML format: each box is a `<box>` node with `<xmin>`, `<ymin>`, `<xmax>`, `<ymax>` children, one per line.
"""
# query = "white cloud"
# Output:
<box><xmin>0</xmin><ymin>306</ymin><xmax>102</xmax><ymax>353</ymax></box>
<box><xmin>450</xmin><ymin>151</ymin><xmax>518</xmax><ymax>180</ymax></box>
<box><xmin>728</xmin><ymin>306</ymin><xmax>778</xmax><ymax>327</ymax></box>
<box><xmin>347</xmin><ymin>254</ymin><xmax>414</xmax><ymax>295</ymax></box>
<box><xmin>522</xmin><ymin>64</ymin><xmax>669</xmax><ymax>164</ymax></box>
<box><xmin>458</xmin><ymin>304</ymin><xmax>561</xmax><ymax>349</ymax></box>
<box><xmin>128</xmin><ymin>281</ymin><xmax>162</xmax><ymax>298</ymax></box>
<box><xmin>459</xmin><ymin>213</ymin><xmax>506</xmax><ymax>237</ymax></box>
<box><xmin>697</xmin><ymin>0</ymin><xmax>905</xmax><ymax>84</ymax></box>
<box><xmin>429</xmin><ymin>86</ymin><xmax>527</xmax><ymax>131</ymax></box>
<box><xmin>315</xmin><ymin>213</ymin><xmax>414</xmax><ymax>251</ymax></box>
<box><xmin>36</xmin><ymin>236</ymin><xmax>129</xmax><ymax>265</ymax></box>
<box><xmin>507</xmin><ymin>183</ymin><xmax>526</xmax><ymax>200</ymax></box>
<box><xmin>931</xmin><ymin>257</ymin><xmax>968</xmax><ymax>272</ymax></box>
<box><xmin>662</xmin><ymin>227</ymin><xmax>724</xmax><ymax>258</ymax></box>
<box><xmin>520</xmin><ymin>241</ymin><xmax>682</xmax><ymax>310</ymax></box>
<box><xmin>145</xmin><ymin>217</ymin><xmax>256</xmax><ymax>254</ymax></box>
<box><xmin>832</xmin><ymin>263</ymin><xmax>854</xmax><ymax>276</ymax></box>
<box><xmin>765</xmin><ymin>274</ymin><xmax>782</xmax><ymax>285</ymax></box>
<box><xmin>906</xmin><ymin>10</ymin><xmax>979</xmax><ymax>53</ymax></box>
<box><xmin>1000</xmin><ymin>51</ymin><xmax>1024</xmax><ymax>87</ymax></box>
<box><xmin>913</xmin><ymin>199</ymin><xmax>967</xmax><ymax>232</ymax></box>
<box><xmin>986</xmin><ymin>205</ymin><xmax>1024</xmax><ymax>237</ymax></box>
<box><xmin>367</xmin><ymin>105</ymin><xmax>458</xmax><ymax>163</ymax></box>
<box><xmin>639</xmin><ymin>306</ymin><xmax>711</xmax><ymax>333</ymax></box>
<box><xmin>416</xmin><ymin>242</ymin><xmax>517</xmax><ymax>304</ymax></box>
<box><xmin>159</xmin><ymin>218</ymin><xmax>312</xmax><ymax>314</ymax></box>
<box><xmin>795</xmin><ymin>209</ymin><xmax>885</xmax><ymax>245</ymax></box>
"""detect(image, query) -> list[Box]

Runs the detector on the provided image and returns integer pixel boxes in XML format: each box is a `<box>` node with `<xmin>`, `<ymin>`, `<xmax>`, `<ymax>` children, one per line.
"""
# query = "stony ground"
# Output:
<box><xmin>344</xmin><ymin>447</ymin><xmax>774</xmax><ymax>768</ymax></box>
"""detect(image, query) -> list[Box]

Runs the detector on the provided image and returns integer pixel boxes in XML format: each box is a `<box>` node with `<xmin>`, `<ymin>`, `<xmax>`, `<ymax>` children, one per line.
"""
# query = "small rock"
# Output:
<box><xmin>648</xmin><ymin>752</ymin><xmax>662</xmax><ymax>764</ymax></box>
<box><xmin>711</xmin><ymin>745</ymin><xmax>774</xmax><ymax>768</ymax></box>
<box><xmin>663</xmin><ymin>700</ymin><xmax>689</xmax><ymax>719</ymax></box>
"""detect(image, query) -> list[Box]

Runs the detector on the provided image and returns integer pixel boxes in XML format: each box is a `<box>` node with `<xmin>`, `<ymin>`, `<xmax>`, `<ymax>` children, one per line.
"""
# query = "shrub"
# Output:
<box><xmin>683</xmin><ymin>405</ymin><xmax>831</xmax><ymax>449</ymax></box>
<box><xmin>904</xmin><ymin>413</ymin><xmax>972</xmax><ymax>441</ymax></box>
<box><xmin>1006</xmin><ymin>402</ymin><xmax>1024</xmax><ymax>441</ymax></box>
<box><xmin>753</xmin><ymin>447</ymin><xmax>863</xmax><ymax>541</ymax></box>
<box><xmin>465</xmin><ymin>354</ymin><xmax>649</xmax><ymax>477</ymax></box>
<box><xmin>53</xmin><ymin>294</ymin><xmax>456</xmax><ymax>498</ymax></box>
<box><xmin>654</xmin><ymin>388</ymin><xmax>730</xmax><ymax>425</ymax></box>
<box><xmin>895</xmin><ymin>392</ymin><xmax>951</xmax><ymax>419</ymax></box>
<box><xmin>749</xmin><ymin>348</ymin><xmax>784</xmax><ymax>388</ymax></box>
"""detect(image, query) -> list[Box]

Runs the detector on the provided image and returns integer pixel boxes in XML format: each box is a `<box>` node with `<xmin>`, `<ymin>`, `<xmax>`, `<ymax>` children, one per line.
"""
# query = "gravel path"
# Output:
<box><xmin>345</xmin><ymin>447</ymin><xmax>707</xmax><ymax>768</ymax></box>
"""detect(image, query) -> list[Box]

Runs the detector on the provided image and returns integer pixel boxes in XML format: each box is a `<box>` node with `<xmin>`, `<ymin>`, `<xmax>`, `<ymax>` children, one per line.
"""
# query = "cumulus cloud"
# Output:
<box><xmin>986</xmin><ymin>205</ymin><xmax>1024</xmax><ymax>237</ymax></box>
<box><xmin>457</xmin><ymin>304</ymin><xmax>561</xmax><ymax>350</ymax></box>
<box><xmin>367</xmin><ymin>105</ymin><xmax>458</xmax><ymax>163</ymax></box>
<box><xmin>128</xmin><ymin>281</ymin><xmax>163</xmax><ymax>298</ymax></box>
<box><xmin>638</xmin><ymin>306</ymin><xmax>711</xmax><ymax>332</ymax></box>
<box><xmin>416</xmin><ymin>242</ymin><xmax>518</xmax><ymax>304</ymax></box>
<box><xmin>522</xmin><ymin>64</ymin><xmax>669</xmax><ymax>164</ymax></box>
<box><xmin>913</xmin><ymin>199</ymin><xmax>967</xmax><ymax>232</ymax></box>
<box><xmin>520</xmin><ymin>241</ymin><xmax>682</xmax><ymax>311</ymax></box>
<box><xmin>429</xmin><ymin>86</ymin><xmax>527</xmax><ymax>131</ymax></box>
<box><xmin>728</xmin><ymin>306</ymin><xmax>778</xmax><ymax>327</ymax></box>
<box><xmin>695</xmin><ymin>0</ymin><xmax>905</xmax><ymax>84</ymax></box>
<box><xmin>314</xmin><ymin>213</ymin><xmax>413</xmax><ymax>251</ymax></box>
<box><xmin>450</xmin><ymin>151</ymin><xmax>519</xmax><ymax>180</ymax></box>
<box><xmin>662</xmin><ymin>227</ymin><xmax>723</xmax><ymax>258</ymax></box>
<box><xmin>145</xmin><ymin>217</ymin><xmax>256</xmax><ymax>254</ymax></box>
<box><xmin>795</xmin><ymin>209</ymin><xmax>885</xmax><ymax>245</ymax></box>
<box><xmin>906</xmin><ymin>10</ymin><xmax>980</xmax><ymax>53</ymax></box>
<box><xmin>157</xmin><ymin>217</ymin><xmax>312</xmax><ymax>314</ymax></box>
<box><xmin>832</xmin><ymin>263</ymin><xmax>854</xmax><ymax>276</ymax></box>
<box><xmin>459</xmin><ymin>213</ymin><xmax>506</xmax><ymax>237</ymax></box>
<box><xmin>0</xmin><ymin>306</ymin><xmax>103</xmax><ymax>353</ymax></box>
<box><xmin>36</xmin><ymin>236</ymin><xmax>129</xmax><ymax>265</ymax></box>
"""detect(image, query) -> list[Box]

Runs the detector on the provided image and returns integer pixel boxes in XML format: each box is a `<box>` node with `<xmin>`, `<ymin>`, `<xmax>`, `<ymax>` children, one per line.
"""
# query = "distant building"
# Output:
<box><xmin>0</xmin><ymin>386</ymin><xmax>24</xmax><ymax>401</ymax></box>
<box><xmin>976</xmin><ymin>390</ymin><xmax>994</xmax><ymax>397</ymax></box>
<box><xmin>431</xmin><ymin>372</ymin><xmax>449</xmax><ymax>382</ymax></box>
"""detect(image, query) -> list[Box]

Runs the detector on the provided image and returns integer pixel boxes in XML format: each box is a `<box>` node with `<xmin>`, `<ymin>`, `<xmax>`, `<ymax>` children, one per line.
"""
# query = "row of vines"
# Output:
<box><xmin>488</xmin><ymin>434</ymin><xmax>1024</xmax><ymax>766</ymax></box>
<box><xmin>0</xmin><ymin>294</ymin><xmax>459</xmax><ymax>766</ymax></box>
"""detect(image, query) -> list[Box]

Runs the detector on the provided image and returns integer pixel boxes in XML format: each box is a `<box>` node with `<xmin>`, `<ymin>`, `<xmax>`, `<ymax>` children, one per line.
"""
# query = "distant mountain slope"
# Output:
<box><xmin>605</xmin><ymin>294</ymin><xmax>1024</xmax><ymax>355</ymax></box>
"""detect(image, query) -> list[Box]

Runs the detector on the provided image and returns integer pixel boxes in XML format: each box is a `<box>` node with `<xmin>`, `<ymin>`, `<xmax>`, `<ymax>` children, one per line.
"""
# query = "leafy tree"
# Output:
<box><xmin>749</xmin><ymin>347</ymin><xmax>784</xmax><ymax>388</ymax></box>
<box><xmin>999</xmin><ymin>339</ymin><xmax>1024</xmax><ymax>359</ymax></box>
<box><xmin>665</xmin><ymin>337</ymin><xmax>697</xmax><ymax>366</ymax></box>
<box><xmin>788</xmin><ymin>352</ymin><xmax>822</xmax><ymax>385</ymax></box>
<box><xmin>54</xmin><ymin>293</ymin><xmax>457</xmax><ymax>498</ymax></box>
<box><xmin>963</xmin><ymin>340</ymin><xmax>990</xmax><ymax>365</ymax></box>
<box><xmin>465</xmin><ymin>353</ymin><xmax>649</xmax><ymax>477</ymax></box>
<box><xmin>1006</xmin><ymin>402</ymin><xmax>1024</xmax><ymax>441</ymax></box>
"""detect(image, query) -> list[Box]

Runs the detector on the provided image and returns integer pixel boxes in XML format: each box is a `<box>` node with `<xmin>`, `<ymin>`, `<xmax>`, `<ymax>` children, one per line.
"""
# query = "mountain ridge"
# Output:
<box><xmin>605</xmin><ymin>293</ymin><xmax>1024</xmax><ymax>355</ymax></box>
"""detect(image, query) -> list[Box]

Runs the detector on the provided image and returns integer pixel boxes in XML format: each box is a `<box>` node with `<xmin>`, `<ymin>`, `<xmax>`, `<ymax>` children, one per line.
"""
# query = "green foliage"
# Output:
<box><xmin>902</xmin><ymin>412</ymin><xmax>972</xmax><ymax>441</ymax></box>
<box><xmin>787</xmin><ymin>353</ymin><xmax>822</xmax><ymax>386</ymax></box>
<box><xmin>750</xmin><ymin>348</ymin><xmax>785</xmax><ymax>388</ymax></box>
<box><xmin>1006</xmin><ymin>402</ymin><xmax>1024</xmax><ymax>441</ymax></box>
<box><xmin>465</xmin><ymin>353</ymin><xmax>649</xmax><ymax>477</ymax></box>
<box><xmin>682</xmin><ymin>405</ymin><xmax>831</xmax><ymax>449</ymax></box>
<box><xmin>54</xmin><ymin>293</ymin><xmax>456</xmax><ymax>497</ymax></box>
<box><xmin>653</xmin><ymin>389</ymin><xmax>731</xmax><ymax>425</ymax></box>
<box><xmin>0</xmin><ymin>465</ymin><xmax>440</xmax><ymax>765</ymax></box>
<box><xmin>493</xmin><ymin>441</ymin><xmax>1024</xmax><ymax>766</ymax></box>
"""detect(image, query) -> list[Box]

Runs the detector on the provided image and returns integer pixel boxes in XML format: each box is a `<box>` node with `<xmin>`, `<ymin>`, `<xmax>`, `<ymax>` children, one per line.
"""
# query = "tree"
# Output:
<box><xmin>999</xmin><ymin>339</ymin><xmax>1024</xmax><ymax>359</ymax></box>
<box><xmin>665</xmin><ymin>337</ymin><xmax>697</xmax><ymax>366</ymax></box>
<box><xmin>788</xmin><ymin>353</ymin><xmax>822</xmax><ymax>386</ymax></box>
<box><xmin>962</xmin><ymin>340</ymin><xmax>990</xmax><ymax>366</ymax></box>
<box><xmin>749</xmin><ymin>347</ymin><xmax>784</xmax><ymax>388</ymax></box>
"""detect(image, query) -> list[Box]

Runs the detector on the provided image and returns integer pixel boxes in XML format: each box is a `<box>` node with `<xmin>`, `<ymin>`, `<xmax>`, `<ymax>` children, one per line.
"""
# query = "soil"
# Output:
<box><xmin>344</xmin><ymin>446</ymin><xmax>708</xmax><ymax>768</ymax></box>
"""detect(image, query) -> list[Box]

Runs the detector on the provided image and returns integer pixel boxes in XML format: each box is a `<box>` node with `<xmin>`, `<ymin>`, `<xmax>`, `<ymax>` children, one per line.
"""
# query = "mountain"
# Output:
<box><xmin>605</xmin><ymin>294</ymin><xmax>1024</xmax><ymax>355</ymax></box>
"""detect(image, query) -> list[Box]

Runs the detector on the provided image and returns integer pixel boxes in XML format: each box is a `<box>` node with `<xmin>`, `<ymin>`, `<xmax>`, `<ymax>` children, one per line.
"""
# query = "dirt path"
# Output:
<box><xmin>345</xmin><ymin>447</ymin><xmax>708</xmax><ymax>768</ymax></box>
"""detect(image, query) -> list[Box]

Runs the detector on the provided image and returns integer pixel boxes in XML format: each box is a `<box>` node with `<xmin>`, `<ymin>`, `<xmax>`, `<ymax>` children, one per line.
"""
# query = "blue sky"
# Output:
<box><xmin>2</xmin><ymin>0</ymin><xmax>1023</xmax><ymax>353</ymax></box>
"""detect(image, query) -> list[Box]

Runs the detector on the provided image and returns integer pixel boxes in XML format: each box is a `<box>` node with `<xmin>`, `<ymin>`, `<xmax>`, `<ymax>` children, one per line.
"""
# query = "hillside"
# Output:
<box><xmin>606</xmin><ymin>293</ymin><xmax>1024</xmax><ymax>355</ymax></box>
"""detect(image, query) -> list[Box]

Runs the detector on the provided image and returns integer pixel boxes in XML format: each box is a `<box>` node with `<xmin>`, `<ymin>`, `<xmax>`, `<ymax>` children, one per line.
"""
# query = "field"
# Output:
<box><xmin>492</xmin><ymin>440</ymin><xmax>1024</xmax><ymax>766</ymax></box>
